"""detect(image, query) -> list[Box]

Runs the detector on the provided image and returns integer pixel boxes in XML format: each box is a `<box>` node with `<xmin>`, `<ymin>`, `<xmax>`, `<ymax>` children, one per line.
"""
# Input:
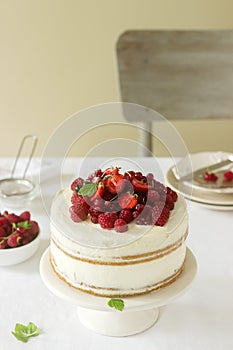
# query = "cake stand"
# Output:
<box><xmin>40</xmin><ymin>247</ymin><xmax>197</xmax><ymax>337</ymax></box>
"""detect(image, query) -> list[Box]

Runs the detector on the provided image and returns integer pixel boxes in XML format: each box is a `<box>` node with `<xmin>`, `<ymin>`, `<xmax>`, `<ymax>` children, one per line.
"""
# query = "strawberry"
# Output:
<box><xmin>104</xmin><ymin>174</ymin><xmax>125</xmax><ymax>194</ymax></box>
<box><xmin>118</xmin><ymin>192</ymin><xmax>137</xmax><ymax>209</ymax></box>
<box><xmin>102</xmin><ymin>167</ymin><xmax>120</xmax><ymax>176</ymax></box>
<box><xmin>132</xmin><ymin>178</ymin><xmax>149</xmax><ymax>193</ymax></box>
<box><xmin>7</xmin><ymin>233</ymin><xmax>22</xmax><ymax>248</ymax></box>
<box><xmin>124</xmin><ymin>171</ymin><xmax>135</xmax><ymax>181</ymax></box>
<box><xmin>90</xmin><ymin>181</ymin><xmax>105</xmax><ymax>201</ymax></box>
<box><xmin>20</xmin><ymin>211</ymin><xmax>31</xmax><ymax>221</ymax></box>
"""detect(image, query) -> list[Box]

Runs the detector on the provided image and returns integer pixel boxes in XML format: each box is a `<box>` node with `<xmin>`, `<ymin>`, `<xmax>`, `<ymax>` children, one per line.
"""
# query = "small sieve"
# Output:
<box><xmin>0</xmin><ymin>135</ymin><xmax>38</xmax><ymax>199</ymax></box>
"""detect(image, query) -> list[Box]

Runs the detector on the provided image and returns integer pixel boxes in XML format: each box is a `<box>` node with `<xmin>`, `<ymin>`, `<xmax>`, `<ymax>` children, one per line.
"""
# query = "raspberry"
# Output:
<box><xmin>71</xmin><ymin>193</ymin><xmax>87</xmax><ymax>206</ymax></box>
<box><xmin>7</xmin><ymin>233</ymin><xmax>22</xmax><ymax>248</ymax></box>
<box><xmin>19</xmin><ymin>211</ymin><xmax>31</xmax><ymax>221</ymax></box>
<box><xmin>146</xmin><ymin>173</ymin><xmax>154</xmax><ymax>182</ymax></box>
<box><xmin>4</xmin><ymin>213</ymin><xmax>20</xmax><ymax>224</ymax></box>
<box><xmin>104</xmin><ymin>201</ymin><xmax>119</xmax><ymax>213</ymax></box>
<box><xmin>137</xmin><ymin>205</ymin><xmax>153</xmax><ymax>225</ymax></box>
<box><xmin>71</xmin><ymin>177</ymin><xmax>84</xmax><ymax>191</ymax></box>
<box><xmin>136</xmin><ymin>217</ymin><xmax>147</xmax><ymax>225</ymax></box>
<box><xmin>119</xmin><ymin>209</ymin><xmax>133</xmax><ymax>223</ymax></box>
<box><xmin>91</xmin><ymin>216</ymin><xmax>99</xmax><ymax>224</ymax></box>
<box><xmin>89</xmin><ymin>206</ymin><xmax>102</xmax><ymax>218</ymax></box>
<box><xmin>98</xmin><ymin>212</ymin><xmax>118</xmax><ymax>229</ymax></box>
<box><xmin>165</xmin><ymin>194</ymin><xmax>175</xmax><ymax>210</ymax></box>
<box><xmin>135</xmin><ymin>204</ymin><xmax>145</xmax><ymax>213</ymax></box>
<box><xmin>147</xmin><ymin>190</ymin><xmax>160</xmax><ymax>204</ymax></box>
<box><xmin>71</xmin><ymin>194</ymin><xmax>89</xmax><ymax>213</ymax></box>
<box><xmin>114</xmin><ymin>219</ymin><xmax>128</xmax><ymax>233</ymax></box>
<box><xmin>155</xmin><ymin>207</ymin><xmax>170</xmax><ymax>226</ymax></box>
<box><xmin>151</xmin><ymin>203</ymin><xmax>164</xmax><ymax>224</ymax></box>
<box><xmin>0</xmin><ymin>227</ymin><xmax>6</xmax><ymax>237</ymax></box>
<box><xmin>203</xmin><ymin>172</ymin><xmax>218</xmax><ymax>182</ymax></box>
<box><xmin>0</xmin><ymin>239</ymin><xmax>7</xmax><ymax>249</ymax></box>
<box><xmin>70</xmin><ymin>204</ymin><xmax>88</xmax><ymax>222</ymax></box>
<box><xmin>132</xmin><ymin>210</ymin><xmax>140</xmax><ymax>219</ymax></box>
<box><xmin>0</xmin><ymin>216</ymin><xmax>9</xmax><ymax>226</ymax></box>
<box><xmin>154</xmin><ymin>181</ymin><xmax>166</xmax><ymax>192</ymax></box>
<box><xmin>95</xmin><ymin>169</ymin><xmax>103</xmax><ymax>177</ymax></box>
<box><xmin>28</xmin><ymin>221</ymin><xmax>39</xmax><ymax>237</ymax></box>
<box><xmin>224</xmin><ymin>170</ymin><xmax>233</xmax><ymax>181</ymax></box>
<box><xmin>167</xmin><ymin>187</ymin><xmax>178</xmax><ymax>202</ymax></box>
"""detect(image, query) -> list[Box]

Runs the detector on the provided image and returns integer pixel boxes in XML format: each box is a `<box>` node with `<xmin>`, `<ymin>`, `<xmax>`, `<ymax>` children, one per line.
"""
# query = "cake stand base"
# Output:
<box><xmin>77</xmin><ymin>306</ymin><xmax>159</xmax><ymax>336</ymax></box>
<box><xmin>40</xmin><ymin>247</ymin><xmax>197</xmax><ymax>337</ymax></box>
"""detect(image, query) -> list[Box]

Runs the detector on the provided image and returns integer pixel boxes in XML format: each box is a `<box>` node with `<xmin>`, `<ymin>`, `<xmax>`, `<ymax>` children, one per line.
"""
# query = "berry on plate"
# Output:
<box><xmin>224</xmin><ymin>170</ymin><xmax>233</xmax><ymax>181</ymax></box>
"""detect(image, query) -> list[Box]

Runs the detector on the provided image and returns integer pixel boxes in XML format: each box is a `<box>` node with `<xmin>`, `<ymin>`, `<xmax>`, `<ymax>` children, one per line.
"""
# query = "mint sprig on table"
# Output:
<box><xmin>107</xmin><ymin>298</ymin><xmax>125</xmax><ymax>311</ymax></box>
<box><xmin>12</xmin><ymin>322</ymin><xmax>40</xmax><ymax>342</ymax></box>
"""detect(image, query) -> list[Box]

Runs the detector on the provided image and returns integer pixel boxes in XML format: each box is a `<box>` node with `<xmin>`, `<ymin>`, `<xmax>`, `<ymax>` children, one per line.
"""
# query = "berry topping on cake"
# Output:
<box><xmin>98</xmin><ymin>212</ymin><xmax>118</xmax><ymax>229</ymax></box>
<box><xmin>0</xmin><ymin>211</ymin><xmax>39</xmax><ymax>249</ymax></box>
<box><xmin>114</xmin><ymin>219</ymin><xmax>128</xmax><ymax>233</ymax></box>
<box><xmin>69</xmin><ymin>167</ymin><xmax>178</xmax><ymax>232</ymax></box>
<box><xmin>118</xmin><ymin>192</ymin><xmax>138</xmax><ymax>209</ymax></box>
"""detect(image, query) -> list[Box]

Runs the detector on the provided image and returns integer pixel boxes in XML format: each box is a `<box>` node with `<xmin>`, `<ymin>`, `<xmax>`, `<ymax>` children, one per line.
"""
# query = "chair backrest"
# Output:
<box><xmin>116</xmin><ymin>30</ymin><xmax>233</xmax><ymax>121</ymax></box>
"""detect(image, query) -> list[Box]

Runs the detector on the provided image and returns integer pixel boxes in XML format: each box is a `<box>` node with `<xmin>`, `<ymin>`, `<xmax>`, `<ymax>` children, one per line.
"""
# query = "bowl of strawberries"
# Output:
<box><xmin>0</xmin><ymin>210</ymin><xmax>40</xmax><ymax>266</ymax></box>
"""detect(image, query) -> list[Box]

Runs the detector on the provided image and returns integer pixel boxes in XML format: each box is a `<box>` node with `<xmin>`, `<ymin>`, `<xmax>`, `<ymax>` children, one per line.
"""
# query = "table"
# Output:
<box><xmin>0</xmin><ymin>157</ymin><xmax>232</xmax><ymax>350</ymax></box>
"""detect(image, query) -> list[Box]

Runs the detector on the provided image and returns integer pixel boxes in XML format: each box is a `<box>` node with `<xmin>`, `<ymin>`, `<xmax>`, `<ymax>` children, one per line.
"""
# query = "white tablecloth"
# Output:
<box><xmin>0</xmin><ymin>157</ymin><xmax>232</xmax><ymax>350</ymax></box>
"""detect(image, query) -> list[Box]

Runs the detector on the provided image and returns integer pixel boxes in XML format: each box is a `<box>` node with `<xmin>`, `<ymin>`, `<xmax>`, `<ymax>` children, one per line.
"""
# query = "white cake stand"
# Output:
<box><xmin>40</xmin><ymin>247</ymin><xmax>197</xmax><ymax>337</ymax></box>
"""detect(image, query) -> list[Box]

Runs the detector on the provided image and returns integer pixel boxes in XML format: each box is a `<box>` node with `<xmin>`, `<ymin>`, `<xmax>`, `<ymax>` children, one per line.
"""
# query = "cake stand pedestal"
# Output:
<box><xmin>40</xmin><ymin>247</ymin><xmax>197</xmax><ymax>337</ymax></box>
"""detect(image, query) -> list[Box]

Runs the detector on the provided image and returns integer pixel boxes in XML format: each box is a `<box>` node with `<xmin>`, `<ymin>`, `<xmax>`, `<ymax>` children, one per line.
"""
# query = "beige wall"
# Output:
<box><xmin>0</xmin><ymin>0</ymin><xmax>233</xmax><ymax>157</ymax></box>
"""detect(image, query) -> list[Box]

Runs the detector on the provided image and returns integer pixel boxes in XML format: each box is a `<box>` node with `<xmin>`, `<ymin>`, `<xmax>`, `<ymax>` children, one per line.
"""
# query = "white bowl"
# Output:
<box><xmin>0</xmin><ymin>231</ymin><xmax>40</xmax><ymax>266</ymax></box>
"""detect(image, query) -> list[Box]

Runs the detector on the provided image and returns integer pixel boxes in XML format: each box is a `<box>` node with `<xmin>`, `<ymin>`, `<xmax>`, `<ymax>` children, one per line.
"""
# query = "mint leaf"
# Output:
<box><xmin>17</xmin><ymin>220</ymin><xmax>31</xmax><ymax>230</ymax></box>
<box><xmin>12</xmin><ymin>322</ymin><xmax>40</xmax><ymax>343</ymax></box>
<box><xmin>107</xmin><ymin>298</ymin><xmax>124</xmax><ymax>311</ymax></box>
<box><xmin>78</xmin><ymin>183</ymin><xmax>97</xmax><ymax>196</ymax></box>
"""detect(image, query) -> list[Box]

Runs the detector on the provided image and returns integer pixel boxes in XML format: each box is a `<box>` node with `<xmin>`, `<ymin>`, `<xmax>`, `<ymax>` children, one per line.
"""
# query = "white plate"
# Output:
<box><xmin>174</xmin><ymin>151</ymin><xmax>233</xmax><ymax>194</ymax></box>
<box><xmin>187</xmin><ymin>198</ymin><xmax>233</xmax><ymax>211</ymax></box>
<box><xmin>166</xmin><ymin>152</ymin><xmax>233</xmax><ymax>208</ymax></box>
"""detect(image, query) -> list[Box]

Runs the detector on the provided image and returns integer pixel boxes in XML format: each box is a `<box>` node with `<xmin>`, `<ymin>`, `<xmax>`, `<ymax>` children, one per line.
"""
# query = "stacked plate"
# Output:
<box><xmin>166</xmin><ymin>152</ymin><xmax>233</xmax><ymax>210</ymax></box>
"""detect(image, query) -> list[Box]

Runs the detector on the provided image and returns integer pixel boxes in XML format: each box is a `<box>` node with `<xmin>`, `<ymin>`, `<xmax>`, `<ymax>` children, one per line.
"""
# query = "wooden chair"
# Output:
<box><xmin>116</xmin><ymin>30</ymin><xmax>233</xmax><ymax>156</ymax></box>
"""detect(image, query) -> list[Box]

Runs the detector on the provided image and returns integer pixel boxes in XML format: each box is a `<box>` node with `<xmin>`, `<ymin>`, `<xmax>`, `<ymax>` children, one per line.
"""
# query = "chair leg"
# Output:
<box><xmin>138</xmin><ymin>121</ymin><xmax>153</xmax><ymax>156</ymax></box>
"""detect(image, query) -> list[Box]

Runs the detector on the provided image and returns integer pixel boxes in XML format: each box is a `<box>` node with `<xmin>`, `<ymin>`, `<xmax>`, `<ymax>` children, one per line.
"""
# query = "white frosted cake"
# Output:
<box><xmin>50</xmin><ymin>167</ymin><xmax>188</xmax><ymax>297</ymax></box>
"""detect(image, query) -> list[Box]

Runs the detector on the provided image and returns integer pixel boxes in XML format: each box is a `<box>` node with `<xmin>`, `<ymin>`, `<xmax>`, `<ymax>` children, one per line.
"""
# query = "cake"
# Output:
<box><xmin>50</xmin><ymin>167</ymin><xmax>188</xmax><ymax>297</ymax></box>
